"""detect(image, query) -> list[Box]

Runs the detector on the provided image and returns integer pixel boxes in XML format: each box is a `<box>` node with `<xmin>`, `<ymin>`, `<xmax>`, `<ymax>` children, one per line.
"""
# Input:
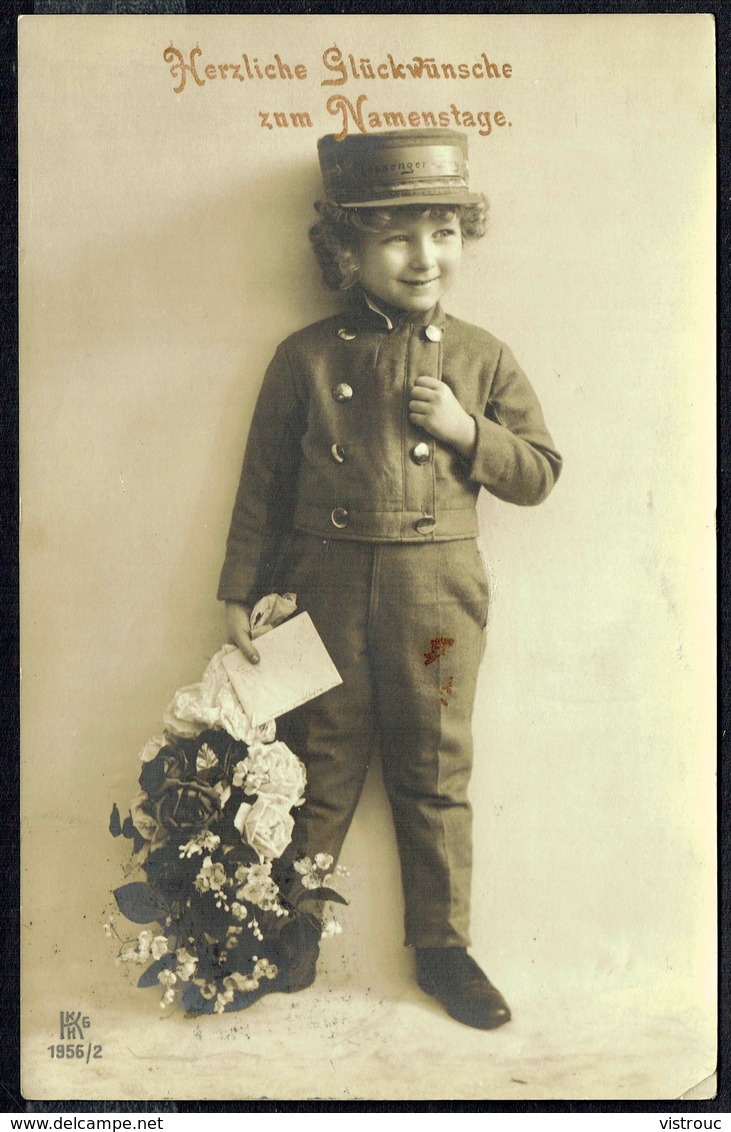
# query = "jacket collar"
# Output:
<box><xmin>344</xmin><ymin>286</ymin><xmax>448</xmax><ymax>333</ymax></box>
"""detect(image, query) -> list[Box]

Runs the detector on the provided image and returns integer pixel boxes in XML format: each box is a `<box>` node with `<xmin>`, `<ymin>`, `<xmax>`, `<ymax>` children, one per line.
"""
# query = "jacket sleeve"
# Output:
<box><xmin>217</xmin><ymin>343</ymin><xmax>306</xmax><ymax>604</ymax></box>
<box><xmin>467</xmin><ymin>343</ymin><xmax>562</xmax><ymax>505</ymax></box>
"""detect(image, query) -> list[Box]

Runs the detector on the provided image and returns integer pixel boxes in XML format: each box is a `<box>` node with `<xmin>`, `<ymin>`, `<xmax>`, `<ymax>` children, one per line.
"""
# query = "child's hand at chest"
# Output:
<box><xmin>409</xmin><ymin>376</ymin><xmax>477</xmax><ymax>460</ymax></box>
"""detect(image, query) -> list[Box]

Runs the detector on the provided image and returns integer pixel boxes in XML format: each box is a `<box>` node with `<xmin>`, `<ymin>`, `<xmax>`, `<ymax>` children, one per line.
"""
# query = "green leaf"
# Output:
<box><xmin>297</xmin><ymin>886</ymin><xmax>349</xmax><ymax>907</ymax></box>
<box><xmin>182</xmin><ymin>983</ymin><xmax>211</xmax><ymax>1016</ymax></box>
<box><xmin>109</xmin><ymin>804</ymin><xmax>122</xmax><ymax>838</ymax></box>
<box><xmin>113</xmin><ymin>882</ymin><xmax>165</xmax><ymax>924</ymax></box>
<box><xmin>137</xmin><ymin>959</ymin><xmax>166</xmax><ymax>988</ymax></box>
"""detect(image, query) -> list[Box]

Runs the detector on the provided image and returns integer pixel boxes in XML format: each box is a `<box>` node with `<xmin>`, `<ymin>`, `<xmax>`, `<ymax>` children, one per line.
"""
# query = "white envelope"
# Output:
<box><xmin>221</xmin><ymin>612</ymin><xmax>342</xmax><ymax>726</ymax></box>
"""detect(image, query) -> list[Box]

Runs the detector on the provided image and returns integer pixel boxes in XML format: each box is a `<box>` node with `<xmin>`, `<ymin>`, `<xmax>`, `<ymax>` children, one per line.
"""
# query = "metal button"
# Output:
<box><xmin>415</xmin><ymin>515</ymin><xmax>437</xmax><ymax>534</ymax></box>
<box><xmin>331</xmin><ymin>507</ymin><xmax>350</xmax><ymax>529</ymax></box>
<box><xmin>331</xmin><ymin>443</ymin><xmax>345</xmax><ymax>463</ymax></box>
<box><xmin>338</xmin><ymin>328</ymin><xmax>356</xmax><ymax>341</ymax></box>
<box><xmin>411</xmin><ymin>442</ymin><xmax>430</xmax><ymax>465</ymax></box>
<box><xmin>332</xmin><ymin>383</ymin><xmax>353</xmax><ymax>403</ymax></box>
<box><xmin>424</xmin><ymin>324</ymin><xmax>443</xmax><ymax>343</ymax></box>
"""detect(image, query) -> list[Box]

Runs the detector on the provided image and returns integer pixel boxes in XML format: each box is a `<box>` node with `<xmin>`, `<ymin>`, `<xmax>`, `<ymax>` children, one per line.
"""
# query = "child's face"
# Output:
<box><xmin>353</xmin><ymin>212</ymin><xmax>463</xmax><ymax>313</ymax></box>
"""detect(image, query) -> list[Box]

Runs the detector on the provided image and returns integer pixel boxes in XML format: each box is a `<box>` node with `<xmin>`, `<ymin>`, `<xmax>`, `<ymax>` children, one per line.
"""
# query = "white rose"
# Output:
<box><xmin>234</xmin><ymin>795</ymin><xmax>294</xmax><ymax>861</ymax></box>
<box><xmin>242</xmin><ymin>741</ymin><xmax>307</xmax><ymax>806</ymax></box>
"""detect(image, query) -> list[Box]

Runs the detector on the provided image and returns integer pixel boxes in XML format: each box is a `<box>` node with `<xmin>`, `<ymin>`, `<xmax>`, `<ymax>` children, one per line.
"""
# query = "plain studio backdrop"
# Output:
<box><xmin>20</xmin><ymin>14</ymin><xmax>715</xmax><ymax>1101</ymax></box>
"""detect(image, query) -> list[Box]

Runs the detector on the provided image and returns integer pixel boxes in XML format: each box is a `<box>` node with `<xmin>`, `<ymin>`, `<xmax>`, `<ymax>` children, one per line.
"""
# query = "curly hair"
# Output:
<box><xmin>308</xmin><ymin>196</ymin><xmax>489</xmax><ymax>292</ymax></box>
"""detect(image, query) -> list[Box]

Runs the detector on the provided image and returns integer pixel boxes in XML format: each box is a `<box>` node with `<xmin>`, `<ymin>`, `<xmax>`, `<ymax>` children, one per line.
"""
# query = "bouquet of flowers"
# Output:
<box><xmin>106</xmin><ymin>607</ymin><xmax>347</xmax><ymax>1017</ymax></box>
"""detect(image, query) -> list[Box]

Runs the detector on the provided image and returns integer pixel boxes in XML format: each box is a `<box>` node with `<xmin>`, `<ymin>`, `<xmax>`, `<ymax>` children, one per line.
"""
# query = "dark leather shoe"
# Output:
<box><xmin>416</xmin><ymin>947</ymin><xmax>511</xmax><ymax>1030</ymax></box>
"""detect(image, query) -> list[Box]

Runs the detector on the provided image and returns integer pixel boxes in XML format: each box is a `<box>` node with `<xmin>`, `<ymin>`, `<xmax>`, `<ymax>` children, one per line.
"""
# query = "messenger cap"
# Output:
<box><xmin>317</xmin><ymin>129</ymin><xmax>483</xmax><ymax>208</ymax></box>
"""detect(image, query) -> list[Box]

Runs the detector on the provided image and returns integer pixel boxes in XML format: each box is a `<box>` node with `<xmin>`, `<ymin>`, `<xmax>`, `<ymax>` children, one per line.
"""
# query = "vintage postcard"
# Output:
<box><xmin>19</xmin><ymin>13</ymin><xmax>716</xmax><ymax>1101</ymax></box>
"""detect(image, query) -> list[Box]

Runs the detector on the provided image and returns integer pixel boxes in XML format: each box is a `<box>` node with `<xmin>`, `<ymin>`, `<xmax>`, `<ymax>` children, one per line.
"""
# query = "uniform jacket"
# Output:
<box><xmin>218</xmin><ymin>289</ymin><xmax>562</xmax><ymax>604</ymax></box>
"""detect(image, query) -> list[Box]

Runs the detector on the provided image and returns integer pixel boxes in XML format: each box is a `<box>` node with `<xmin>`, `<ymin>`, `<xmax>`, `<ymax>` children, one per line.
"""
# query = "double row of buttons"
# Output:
<box><xmin>330</xmin><ymin>439</ymin><xmax>430</xmax><ymax>466</ymax></box>
<box><xmin>330</xmin><ymin>381</ymin><xmax>432</xmax><ymax>466</ymax></box>
<box><xmin>330</xmin><ymin>507</ymin><xmax>436</xmax><ymax>534</ymax></box>
<box><xmin>330</xmin><ymin>322</ymin><xmax>441</xmax><ymax>531</ymax></box>
<box><xmin>337</xmin><ymin>324</ymin><xmax>443</xmax><ymax>343</ymax></box>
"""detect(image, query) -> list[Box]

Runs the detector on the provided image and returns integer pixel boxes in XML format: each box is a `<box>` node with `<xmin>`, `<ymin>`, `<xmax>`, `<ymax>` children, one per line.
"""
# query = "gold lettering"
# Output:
<box><xmin>322</xmin><ymin>44</ymin><xmax>347</xmax><ymax>86</ymax></box>
<box><xmin>326</xmin><ymin>93</ymin><xmax>367</xmax><ymax>139</ymax></box>
<box><xmin>163</xmin><ymin>44</ymin><xmax>206</xmax><ymax>94</ymax></box>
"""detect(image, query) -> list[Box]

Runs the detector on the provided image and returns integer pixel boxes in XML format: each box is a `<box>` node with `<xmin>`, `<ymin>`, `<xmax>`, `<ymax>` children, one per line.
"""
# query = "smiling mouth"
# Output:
<box><xmin>401</xmin><ymin>278</ymin><xmax>439</xmax><ymax>287</ymax></box>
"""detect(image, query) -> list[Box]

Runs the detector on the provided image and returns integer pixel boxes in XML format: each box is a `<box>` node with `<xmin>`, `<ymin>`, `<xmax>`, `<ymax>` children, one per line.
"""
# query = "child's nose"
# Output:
<box><xmin>410</xmin><ymin>238</ymin><xmax>436</xmax><ymax>270</ymax></box>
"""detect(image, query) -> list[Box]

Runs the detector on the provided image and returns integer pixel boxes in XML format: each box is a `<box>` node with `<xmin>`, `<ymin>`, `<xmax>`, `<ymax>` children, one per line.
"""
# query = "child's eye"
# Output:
<box><xmin>384</xmin><ymin>234</ymin><xmax>408</xmax><ymax>244</ymax></box>
<box><xmin>435</xmin><ymin>227</ymin><xmax>459</xmax><ymax>239</ymax></box>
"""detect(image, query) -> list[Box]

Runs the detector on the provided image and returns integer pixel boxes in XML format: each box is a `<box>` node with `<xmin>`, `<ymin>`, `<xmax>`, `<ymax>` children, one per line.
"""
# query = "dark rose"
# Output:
<box><xmin>139</xmin><ymin>744</ymin><xmax>192</xmax><ymax>800</ymax></box>
<box><xmin>155</xmin><ymin>780</ymin><xmax>222</xmax><ymax>837</ymax></box>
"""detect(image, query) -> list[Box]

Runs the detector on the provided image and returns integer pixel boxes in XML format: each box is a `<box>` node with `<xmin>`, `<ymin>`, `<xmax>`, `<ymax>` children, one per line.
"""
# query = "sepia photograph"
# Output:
<box><xmin>19</xmin><ymin>12</ymin><xmax>716</xmax><ymax>1102</ymax></box>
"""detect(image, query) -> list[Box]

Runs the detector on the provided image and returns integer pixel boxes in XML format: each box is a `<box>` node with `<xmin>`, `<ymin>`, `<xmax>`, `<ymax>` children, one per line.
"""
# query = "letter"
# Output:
<box><xmin>54</xmin><ymin>1120</ymin><xmax>62</xmax><ymax>1129</ymax></box>
<box><xmin>387</xmin><ymin>54</ymin><xmax>406</xmax><ymax>79</ymax></box>
<box><xmin>242</xmin><ymin>54</ymin><xmax>254</xmax><ymax>79</ymax></box>
<box><xmin>408</xmin><ymin>111</ymin><xmax>421</xmax><ymax>127</ymax></box>
<box><xmin>441</xmin><ymin>64</ymin><xmax>457</xmax><ymax>79</ymax></box>
<box><xmin>477</xmin><ymin>110</ymin><xmax>492</xmax><ymax>135</ymax></box>
<box><xmin>424</xmin><ymin>58</ymin><xmax>439</xmax><ymax>79</ymax></box>
<box><xmin>258</xmin><ymin>111</ymin><xmax>273</xmax><ymax>130</ymax></box>
<box><xmin>495</xmin><ymin>111</ymin><xmax>506</xmax><ymax>126</ymax></box>
<box><xmin>265</xmin><ymin>64</ymin><xmax>276</xmax><ymax>79</ymax></box>
<box><xmin>450</xmin><ymin>103</ymin><xmax>462</xmax><ymax>125</ymax></box>
<box><xmin>295</xmin><ymin>64</ymin><xmax>307</xmax><ymax>79</ymax></box>
<box><xmin>347</xmin><ymin>54</ymin><xmax>359</xmax><ymax>79</ymax></box>
<box><xmin>422</xmin><ymin>111</ymin><xmax>436</xmax><ymax>127</ymax></box>
<box><xmin>368</xmin><ymin>111</ymin><xmax>382</xmax><ymax>129</ymax></box>
<box><xmin>472</xmin><ymin>63</ymin><xmax>483</xmax><ymax>78</ymax></box>
<box><xmin>660</xmin><ymin>1121</ymin><xmax>670</xmax><ymax>1129</ymax></box>
<box><xmin>503</xmin><ymin>63</ymin><xmax>512</xmax><ymax>78</ymax></box>
<box><xmin>218</xmin><ymin>64</ymin><xmax>230</xmax><ymax>78</ymax></box>
<box><xmin>205</xmin><ymin>64</ymin><xmax>217</xmax><ymax>80</ymax></box>
<box><xmin>384</xmin><ymin>111</ymin><xmax>406</xmax><ymax>128</ymax></box>
<box><xmin>231</xmin><ymin>63</ymin><xmax>243</xmax><ymax>81</ymax></box>
<box><xmin>163</xmin><ymin>44</ymin><xmax>206</xmax><ymax>94</ymax></box>
<box><xmin>322</xmin><ymin>44</ymin><xmax>347</xmax><ymax>86</ymax></box>
<box><xmin>274</xmin><ymin>54</ymin><xmax>293</xmax><ymax>79</ymax></box>
<box><xmin>406</xmin><ymin>58</ymin><xmax>425</xmax><ymax>79</ymax></box>
<box><xmin>377</xmin><ymin>63</ymin><xmax>389</xmax><ymax>78</ymax></box>
<box><xmin>361</xmin><ymin>58</ymin><xmax>375</xmax><ymax>79</ymax></box>
<box><xmin>326</xmin><ymin>93</ymin><xmax>368</xmax><ymax>139</ymax></box>
<box><xmin>458</xmin><ymin>64</ymin><xmax>470</xmax><ymax>78</ymax></box>
<box><xmin>253</xmin><ymin>58</ymin><xmax>264</xmax><ymax>80</ymax></box>
<box><xmin>438</xmin><ymin>111</ymin><xmax>450</xmax><ymax>127</ymax></box>
<box><xmin>273</xmin><ymin>111</ymin><xmax>288</xmax><ymax>127</ymax></box>
<box><xmin>481</xmin><ymin>54</ymin><xmax>499</xmax><ymax>78</ymax></box>
<box><xmin>290</xmin><ymin>112</ymin><xmax>313</xmax><ymax>128</ymax></box>
<box><xmin>462</xmin><ymin>110</ymin><xmax>476</xmax><ymax>128</ymax></box>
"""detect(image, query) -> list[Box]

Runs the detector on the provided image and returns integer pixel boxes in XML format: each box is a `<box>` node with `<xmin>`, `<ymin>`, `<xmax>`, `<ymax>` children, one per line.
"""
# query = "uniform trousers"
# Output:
<box><xmin>275</xmin><ymin>532</ymin><xmax>490</xmax><ymax>949</ymax></box>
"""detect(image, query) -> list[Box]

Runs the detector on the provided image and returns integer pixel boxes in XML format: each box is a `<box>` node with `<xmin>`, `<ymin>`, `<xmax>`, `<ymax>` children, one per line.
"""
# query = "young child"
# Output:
<box><xmin>218</xmin><ymin>129</ymin><xmax>562</xmax><ymax>1030</ymax></box>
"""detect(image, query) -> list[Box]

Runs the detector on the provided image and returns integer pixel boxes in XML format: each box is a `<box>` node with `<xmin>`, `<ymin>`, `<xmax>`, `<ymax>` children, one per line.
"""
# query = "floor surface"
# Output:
<box><xmin>22</xmin><ymin>946</ymin><xmax>715</xmax><ymax>1103</ymax></box>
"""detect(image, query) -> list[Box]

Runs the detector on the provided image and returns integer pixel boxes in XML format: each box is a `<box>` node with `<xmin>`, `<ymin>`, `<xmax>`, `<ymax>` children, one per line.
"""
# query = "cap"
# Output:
<box><xmin>317</xmin><ymin>129</ymin><xmax>483</xmax><ymax>209</ymax></box>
